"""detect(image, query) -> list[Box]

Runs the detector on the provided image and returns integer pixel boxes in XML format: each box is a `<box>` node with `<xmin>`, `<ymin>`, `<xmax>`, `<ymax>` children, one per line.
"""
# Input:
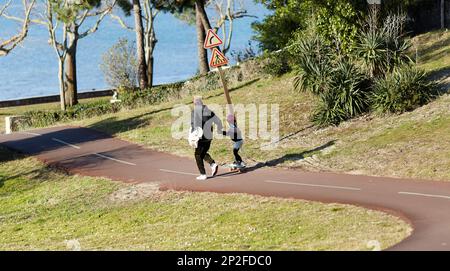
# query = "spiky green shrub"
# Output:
<box><xmin>292</xmin><ymin>34</ymin><xmax>333</xmax><ymax>95</ymax></box>
<box><xmin>312</xmin><ymin>60</ymin><xmax>370</xmax><ymax>126</ymax></box>
<box><xmin>355</xmin><ymin>13</ymin><xmax>412</xmax><ymax>78</ymax></box>
<box><xmin>371</xmin><ymin>65</ymin><xmax>438</xmax><ymax>114</ymax></box>
<box><xmin>293</xmin><ymin>32</ymin><xmax>371</xmax><ymax>126</ymax></box>
<box><xmin>290</xmin><ymin>11</ymin><xmax>438</xmax><ymax>126</ymax></box>
<box><xmin>355</xmin><ymin>30</ymin><xmax>387</xmax><ymax>78</ymax></box>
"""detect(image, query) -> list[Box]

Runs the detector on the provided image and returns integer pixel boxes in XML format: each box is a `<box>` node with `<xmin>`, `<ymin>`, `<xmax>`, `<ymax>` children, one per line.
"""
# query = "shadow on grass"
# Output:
<box><xmin>416</xmin><ymin>34</ymin><xmax>450</xmax><ymax>61</ymax></box>
<box><xmin>0</xmin><ymin>146</ymin><xmax>64</xmax><ymax>190</ymax></box>
<box><xmin>0</xmin><ymin>166</ymin><xmax>57</xmax><ymax>190</ymax></box>
<box><xmin>258</xmin><ymin>125</ymin><xmax>315</xmax><ymax>149</ymax></box>
<box><xmin>88</xmin><ymin>115</ymin><xmax>153</xmax><ymax>136</ymax></box>
<box><xmin>426</xmin><ymin>67</ymin><xmax>450</xmax><ymax>95</ymax></box>
<box><xmin>203</xmin><ymin>78</ymin><xmax>261</xmax><ymax>99</ymax></box>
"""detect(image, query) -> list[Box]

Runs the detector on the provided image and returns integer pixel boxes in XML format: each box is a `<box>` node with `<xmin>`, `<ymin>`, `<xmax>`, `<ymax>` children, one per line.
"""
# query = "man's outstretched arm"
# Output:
<box><xmin>212</xmin><ymin>114</ymin><xmax>223</xmax><ymax>133</ymax></box>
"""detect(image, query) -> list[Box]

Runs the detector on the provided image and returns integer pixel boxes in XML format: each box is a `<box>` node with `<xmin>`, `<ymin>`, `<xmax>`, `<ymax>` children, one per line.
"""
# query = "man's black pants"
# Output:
<box><xmin>195</xmin><ymin>140</ymin><xmax>215</xmax><ymax>175</ymax></box>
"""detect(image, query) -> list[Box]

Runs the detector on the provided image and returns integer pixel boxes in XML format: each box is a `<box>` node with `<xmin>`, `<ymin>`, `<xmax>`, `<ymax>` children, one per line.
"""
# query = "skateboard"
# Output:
<box><xmin>226</xmin><ymin>163</ymin><xmax>246</xmax><ymax>173</ymax></box>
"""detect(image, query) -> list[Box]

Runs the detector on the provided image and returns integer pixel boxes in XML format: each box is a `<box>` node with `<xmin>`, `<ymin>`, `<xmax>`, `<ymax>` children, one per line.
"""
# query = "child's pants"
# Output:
<box><xmin>233</xmin><ymin>140</ymin><xmax>243</xmax><ymax>163</ymax></box>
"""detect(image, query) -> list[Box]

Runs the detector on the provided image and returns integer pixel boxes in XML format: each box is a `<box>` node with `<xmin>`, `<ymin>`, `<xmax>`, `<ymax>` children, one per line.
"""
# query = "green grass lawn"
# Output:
<box><xmin>0</xmin><ymin>146</ymin><xmax>410</xmax><ymax>250</ymax></box>
<box><xmin>413</xmin><ymin>30</ymin><xmax>450</xmax><ymax>73</ymax></box>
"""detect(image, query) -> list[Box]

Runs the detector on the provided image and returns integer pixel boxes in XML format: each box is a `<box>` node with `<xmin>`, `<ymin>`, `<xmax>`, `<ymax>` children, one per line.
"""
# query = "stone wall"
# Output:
<box><xmin>0</xmin><ymin>89</ymin><xmax>113</xmax><ymax>108</ymax></box>
<box><xmin>4</xmin><ymin>116</ymin><xmax>30</xmax><ymax>134</ymax></box>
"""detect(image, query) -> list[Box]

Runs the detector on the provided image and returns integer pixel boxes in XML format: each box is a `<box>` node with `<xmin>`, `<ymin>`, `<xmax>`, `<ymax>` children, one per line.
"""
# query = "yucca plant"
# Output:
<box><xmin>312</xmin><ymin>59</ymin><xmax>370</xmax><ymax>126</ymax></box>
<box><xmin>385</xmin><ymin>36</ymin><xmax>413</xmax><ymax>71</ymax></box>
<box><xmin>292</xmin><ymin>32</ymin><xmax>371</xmax><ymax>126</ymax></box>
<box><xmin>292</xmin><ymin>34</ymin><xmax>333</xmax><ymax>95</ymax></box>
<box><xmin>312</xmin><ymin>93</ymin><xmax>349</xmax><ymax>126</ymax></box>
<box><xmin>355</xmin><ymin>13</ymin><xmax>412</xmax><ymax>78</ymax></box>
<box><xmin>371</xmin><ymin>65</ymin><xmax>438</xmax><ymax>114</ymax></box>
<box><xmin>330</xmin><ymin>60</ymin><xmax>370</xmax><ymax>117</ymax></box>
<box><xmin>355</xmin><ymin>30</ymin><xmax>387</xmax><ymax>78</ymax></box>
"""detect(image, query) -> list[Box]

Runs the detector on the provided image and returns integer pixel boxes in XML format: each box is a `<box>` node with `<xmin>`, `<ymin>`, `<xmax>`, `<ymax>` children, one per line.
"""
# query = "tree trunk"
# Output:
<box><xmin>133</xmin><ymin>0</ymin><xmax>149</xmax><ymax>90</ymax></box>
<box><xmin>65</xmin><ymin>24</ymin><xmax>78</xmax><ymax>107</ymax></box>
<box><xmin>147</xmin><ymin>55</ymin><xmax>154</xmax><ymax>87</ymax></box>
<box><xmin>195</xmin><ymin>0</ymin><xmax>212</xmax><ymax>32</ymax></box>
<box><xmin>145</xmin><ymin>14</ymin><xmax>156</xmax><ymax>88</ymax></box>
<box><xmin>58</xmin><ymin>58</ymin><xmax>66</xmax><ymax>111</ymax></box>
<box><xmin>65</xmin><ymin>49</ymin><xmax>77</xmax><ymax>107</ymax></box>
<box><xmin>441</xmin><ymin>0</ymin><xmax>445</xmax><ymax>29</ymax></box>
<box><xmin>195</xmin><ymin>2</ymin><xmax>209</xmax><ymax>75</ymax></box>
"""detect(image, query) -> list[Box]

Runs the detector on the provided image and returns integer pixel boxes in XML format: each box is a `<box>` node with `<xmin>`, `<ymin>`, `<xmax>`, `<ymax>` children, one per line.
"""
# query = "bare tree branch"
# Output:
<box><xmin>77</xmin><ymin>9</ymin><xmax>90</xmax><ymax>26</ymax></box>
<box><xmin>224</xmin><ymin>0</ymin><xmax>232</xmax><ymax>53</ymax></box>
<box><xmin>0</xmin><ymin>0</ymin><xmax>12</xmax><ymax>17</ymax></box>
<box><xmin>209</xmin><ymin>0</ymin><xmax>253</xmax><ymax>54</ymax></box>
<box><xmin>78</xmin><ymin>1</ymin><xmax>117</xmax><ymax>39</ymax></box>
<box><xmin>110</xmin><ymin>13</ymin><xmax>133</xmax><ymax>30</ymax></box>
<box><xmin>0</xmin><ymin>0</ymin><xmax>36</xmax><ymax>56</ymax></box>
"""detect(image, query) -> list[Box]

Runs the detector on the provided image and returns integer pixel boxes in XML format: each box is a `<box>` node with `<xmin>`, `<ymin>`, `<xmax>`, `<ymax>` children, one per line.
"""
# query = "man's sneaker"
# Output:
<box><xmin>210</xmin><ymin>163</ymin><xmax>218</xmax><ymax>177</ymax></box>
<box><xmin>196</xmin><ymin>175</ymin><xmax>207</xmax><ymax>181</ymax></box>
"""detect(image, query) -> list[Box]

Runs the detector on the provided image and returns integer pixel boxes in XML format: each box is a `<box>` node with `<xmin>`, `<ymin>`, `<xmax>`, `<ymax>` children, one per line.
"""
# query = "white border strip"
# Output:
<box><xmin>52</xmin><ymin>138</ymin><xmax>80</xmax><ymax>149</ymax></box>
<box><xmin>265</xmin><ymin>180</ymin><xmax>361</xmax><ymax>191</ymax></box>
<box><xmin>94</xmin><ymin>153</ymin><xmax>136</xmax><ymax>166</ymax></box>
<box><xmin>398</xmin><ymin>191</ymin><xmax>450</xmax><ymax>200</ymax></box>
<box><xmin>18</xmin><ymin>131</ymin><xmax>41</xmax><ymax>136</ymax></box>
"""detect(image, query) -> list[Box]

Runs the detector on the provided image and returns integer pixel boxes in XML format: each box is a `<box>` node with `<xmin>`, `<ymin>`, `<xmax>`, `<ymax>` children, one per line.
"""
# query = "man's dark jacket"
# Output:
<box><xmin>191</xmin><ymin>105</ymin><xmax>223</xmax><ymax>142</ymax></box>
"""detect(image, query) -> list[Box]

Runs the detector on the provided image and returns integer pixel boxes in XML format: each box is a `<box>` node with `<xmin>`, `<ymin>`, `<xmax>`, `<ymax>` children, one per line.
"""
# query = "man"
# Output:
<box><xmin>191</xmin><ymin>96</ymin><xmax>223</xmax><ymax>180</ymax></box>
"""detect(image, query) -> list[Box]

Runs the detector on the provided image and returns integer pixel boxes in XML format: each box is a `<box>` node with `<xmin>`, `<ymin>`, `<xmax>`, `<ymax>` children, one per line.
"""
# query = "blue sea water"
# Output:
<box><xmin>0</xmin><ymin>1</ymin><xmax>269</xmax><ymax>101</ymax></box>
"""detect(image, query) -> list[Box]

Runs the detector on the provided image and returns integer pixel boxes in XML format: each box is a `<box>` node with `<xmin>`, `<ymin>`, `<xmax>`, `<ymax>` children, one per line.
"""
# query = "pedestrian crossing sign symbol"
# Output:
<box><xmin>204</xmin><ymin>29</ymin><xmax>223</xmax><ymax>49</ymax></box>
<box><xmin>209</xmin><ymin>48</ymin><xmax>228</xmax><ymax>68</ymax></box>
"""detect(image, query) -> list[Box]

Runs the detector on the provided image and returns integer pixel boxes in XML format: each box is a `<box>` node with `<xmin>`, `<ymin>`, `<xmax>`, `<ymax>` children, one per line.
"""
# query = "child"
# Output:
<box><xmin>222</xmin><ymin>114</ymin><xmax>245</xmax><ymax>167</ymax></box>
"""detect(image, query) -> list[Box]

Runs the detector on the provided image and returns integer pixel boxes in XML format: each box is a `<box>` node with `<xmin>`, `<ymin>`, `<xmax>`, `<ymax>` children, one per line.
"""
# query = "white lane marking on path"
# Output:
<box><xmin>398</xmin><ymin>191</ymin><xmax>450</xmax><ymax>200</ymax></box>
<box><xmin>160</xmin><ymin>169</ymin><xmax>230</xmax><ymax>179</ymax></box>
<box><xmin>51</xmin><ymin>138</ymin><xmax>81</xmax><ymax>149</ymax></box>
<box><xmin>264</xmin><ymin>180</ymin><xmax>362</xmax><ymax>191</ymax></box>
<box><xmin>18</xmin><ymin>132</ymin><xmax>41</xmax><ymax>136</ymax></box>
<box><xmin>94</xmin><ymin>153</ymin><xmax>136</xmax><ymax>166</ymax></box>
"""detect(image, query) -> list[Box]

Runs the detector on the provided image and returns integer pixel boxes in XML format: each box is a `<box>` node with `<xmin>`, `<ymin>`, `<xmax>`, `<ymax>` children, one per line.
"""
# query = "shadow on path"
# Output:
<box><xmin>243</xmin><ymin>140</ymin><xmax>336</xmax><ymax>173</ymax></box>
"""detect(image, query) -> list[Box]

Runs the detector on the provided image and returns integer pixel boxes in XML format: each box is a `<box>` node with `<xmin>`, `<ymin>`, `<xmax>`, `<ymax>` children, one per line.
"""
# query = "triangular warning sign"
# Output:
<box><xmin>204</xmin><ymin>29</ymin><xmax>223</xmax><ymax>49</ymax></box>
<box><xmin>209</xmin><ymin>48</ymin><xmax>228</xmax><ymax>68</ymax></box>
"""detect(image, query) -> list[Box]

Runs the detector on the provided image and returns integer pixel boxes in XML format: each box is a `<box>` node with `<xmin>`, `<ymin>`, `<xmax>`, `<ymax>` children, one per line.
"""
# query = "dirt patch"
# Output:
<box><xmin>109</xmin><ymin>182</ymin><xmax>161</xmax><ymax>203</ymax></box>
